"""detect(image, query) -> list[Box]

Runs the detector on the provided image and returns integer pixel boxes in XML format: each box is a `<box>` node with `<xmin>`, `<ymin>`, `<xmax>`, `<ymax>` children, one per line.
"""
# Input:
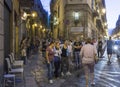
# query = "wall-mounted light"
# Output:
<box><xmin>21</xmin><ymin>12</ymin><xmax>27</xmax><ymax>20</ymax></box>
<box><xmin>74</xmin><ymin>12</ymin><xmax>79</xmax><ymax>20</ymax></box>
<box><xmin>31</xmin><ymin>11</ymin><xmax>38</xmax><ymax>18</ymax></box>
<box><xmin>40</xmin><ymin>25</ymin><xmax>42</xmax><ymax>28</ymax></box>
<box><xmin>34</xmin><ymin>23</ymin><xmax>37</xmax><ymax>27</ymax></box>
<box><xmin>21</xmin><ymin>11</ymin><xmax>38</xmax><ymax>20</ymax></box>
<box><xmin>73</xmin><ymin>11</ymin><xmax>80</xmax><ymax>26</ymax></box>
<box><xmin>43</xmin><ymin>28</ymin><xmax>45</xmax><ymax>32</ymax></box>
<box><xmin>53</xmin><ymin>16</ymin><xmax>59</xmax><ymax>25</ymax></box>
<box><xmin>104</xmin><ymin>22</ymin><xmax>107</xmax><ymax>26</ymax></box>
<box><xmin>102</xmin><ymin>8</ymin><xmax>106</xmax><ymax>14</ymax></box>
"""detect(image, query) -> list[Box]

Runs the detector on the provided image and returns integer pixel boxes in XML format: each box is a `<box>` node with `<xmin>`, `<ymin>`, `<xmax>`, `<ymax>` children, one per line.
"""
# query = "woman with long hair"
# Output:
<box><xmin>54</xmin><ymin>41</ymin><xmax>62</xmax><ymax>78</ymax></box>
<box><xmin>46</xmin><ymin>41</ymin><xmax>55</xmax><ymax>83</ymax></box>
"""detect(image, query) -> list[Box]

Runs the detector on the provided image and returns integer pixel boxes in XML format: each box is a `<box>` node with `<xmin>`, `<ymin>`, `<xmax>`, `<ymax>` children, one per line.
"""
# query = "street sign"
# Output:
<box><xmin>70</xmin><ymin>27</ymin><xmax>83</xmax><ymax>32</ymax></box>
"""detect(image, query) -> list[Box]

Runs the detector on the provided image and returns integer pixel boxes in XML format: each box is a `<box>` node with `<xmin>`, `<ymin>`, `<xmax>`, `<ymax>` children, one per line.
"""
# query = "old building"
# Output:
<box><xmin>50</xmin><ymin>0</ymin><xmax>108</xmax><ymax>40</ymax></box>
<box><xmin>0</xmin><ymin>0</ymin><xmax>4</xmax><ymax>78</ymax></box>
<box><xmin>50</xmin><ymin>0</ymin><xmax>65</xmax><ymax>39</ymax></box>
<box><xmin>111</xmin><ymin>15</ymin><xmax>120</xmax><ymax>39</ymax></box>
<box><xmin>19</xmin><ymin>0</ymin><xmax>48</xmax><ymax>39</ymax></box>
<box><xmin>0</xmin><ymin>0</ymin><xmax>48</xmax><ymax>84</ymax></box>
<box><xmin>0</xmin><ymin>0</ymin><xmax>20</xmax><ymax>84</ymax></box>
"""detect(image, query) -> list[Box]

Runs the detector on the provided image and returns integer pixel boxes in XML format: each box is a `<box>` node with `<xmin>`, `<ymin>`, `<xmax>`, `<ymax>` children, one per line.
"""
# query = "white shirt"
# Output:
<box><xmin>21</xmin><ymin>49</ymin><xmax>26</xmax><ymax>56</ymax></box>
<box><xmin>54</xmin><ymin>48</ymin><xmax>62</xmax><ymax>57</ymax></box>
<box><xmin>68</xmin><ymin>45</ymin><xmax>72</xmax><ymax>53</ymax></box>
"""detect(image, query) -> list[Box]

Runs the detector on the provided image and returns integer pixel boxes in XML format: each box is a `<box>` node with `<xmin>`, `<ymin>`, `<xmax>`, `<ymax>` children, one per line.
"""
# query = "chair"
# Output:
<box><xmin>9</xmin><ymin>54</ymin><xmax>23</xmax><ymax>68</ymax></box>
<box><xmin>5</xmin><ymin>58</ymin><xmax>24</xmax><ymax>79</ymax></box>
<box><xmin>11</xmin><ymin>53</ymin><xmax>24</xmax><ymax>64</ymax></box>
<box><xmin>3</xmin><ymin>74</ymin><xmax>15</xmax><ymax>87</ymax></box>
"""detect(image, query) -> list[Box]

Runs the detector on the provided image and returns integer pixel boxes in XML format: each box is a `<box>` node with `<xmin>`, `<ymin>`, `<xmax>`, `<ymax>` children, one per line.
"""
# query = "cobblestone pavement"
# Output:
<box><xmin>16</xmin><ymin>49</ymin><xmax>120</xmax><ymax>87</ymax></box>
<box><xmin>15</xmin><ymin>52</ymin><xmax>83</xmax><ymax>87</ymax></box>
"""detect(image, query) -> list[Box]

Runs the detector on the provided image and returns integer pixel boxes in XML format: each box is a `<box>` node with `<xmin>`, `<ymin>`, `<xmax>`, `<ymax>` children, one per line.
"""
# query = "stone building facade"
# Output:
<box><xmin>111</xmin><ymin>15</ymin><xmax>120</xmax><ymax>39</ymax></box>
<box><xmin>50</xmin><ymin>0</ymin><xmax>65</xmax><ymax>39</ymax></box>
<box><xmin>0</xmin><ymin>0</ymin><xmax>48</xmax><ymax>85</ymax></box>
<box><xmin>0</xmin><ymin>0</ymin><xmax>4</xmax><ymax>77</ymax></box>
<box><xmin>0</xmin><ymin>0</ymin><xmax>21</xmax><ymax>84</ymax></box>
<box><xmin>19</xmin><ymin>0</ymin><xmax>48</xmax><ymax>39</ymax></box>
<box><xmin>50</xmin><ymin>0</ymin><xmax>108</xmax><ymax>40</ymax></box>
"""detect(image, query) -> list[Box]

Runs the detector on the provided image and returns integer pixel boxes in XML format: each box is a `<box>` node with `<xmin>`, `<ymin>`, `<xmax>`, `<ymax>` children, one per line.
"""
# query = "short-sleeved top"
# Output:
<box><xmin>107</xmin><ymin>40</ymin><xmax>113</xmax><ymax>49</ymax></box>
<box><xmin>80</xmin><ymin>43</ymin><xmax>97</xmax><ymax>64</ymax></box>
<box><xmin>74</xmin><ymin>41</ymin><xmax>82</xmax><ymax>52</ymax></box>
<box><xmin>21</xmin><ymin>49</ymin><xmax>26</xmax><ymax>56</ymax></box>
<box><xmin>61</xmin><ymin>46</ymin><xmax>68</xmax><ymax>57</ymax></box>
<box><xmin>46</xmin><ymin>47</ymin><xmax>54</xmax><ymax>61</ymax></box>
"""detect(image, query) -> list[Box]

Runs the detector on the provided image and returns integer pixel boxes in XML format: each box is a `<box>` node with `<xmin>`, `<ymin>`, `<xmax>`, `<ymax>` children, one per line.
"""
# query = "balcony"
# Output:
<box><xmin>92</xmin><ymin>10</ymin><xmax>99</xmax><ymax>17</ymax></box>
<box><xmin>19</xmin><ymin>0</ymin><xmax>34</xmax><ymax>8</ymax></box>
<box><xmin>96</xmin><ymin>18</ymin><xmax>103</xmax><ymax>29</ymax></box>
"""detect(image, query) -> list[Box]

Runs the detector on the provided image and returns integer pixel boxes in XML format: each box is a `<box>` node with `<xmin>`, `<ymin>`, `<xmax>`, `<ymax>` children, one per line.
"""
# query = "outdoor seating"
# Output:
<box><xmin>3</xmin><ymin>74</ymin><xmax>15</xmax><ymax>87</ymax></box>
<box><xmin>5</xmin><ymin>58</ymin><xmax>24</xmax><ymax>79</ymax></box>
<box><xmin>11</xmin><ymin>53</ymin><xmax>23</xmax><ymax>64</ymax></box>
<box><xmin>9</xmin><ymin>54</ymin><xmax>23</xmax><ymax>68</ymax></box>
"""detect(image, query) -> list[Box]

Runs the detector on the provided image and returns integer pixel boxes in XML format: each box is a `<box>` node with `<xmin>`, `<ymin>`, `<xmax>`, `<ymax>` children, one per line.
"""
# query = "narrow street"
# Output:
<box><xmin>60</xmin><ymin>51</ymin><xmax>120</xmax><ymax>87</ymax></box>
<box><xmin>61</xmin><ymin>51</ymin><xmax>120</xmax><ymax>87</ymax></box>
<box><xmin>16</xmin><ymin>50</ymin><xmax>120</xmax><ymax>87</ymax></box>
<box><xmin>1</xmin><ymin>1</ymin><xmax>120</xmax><ymax>87</ymax></box>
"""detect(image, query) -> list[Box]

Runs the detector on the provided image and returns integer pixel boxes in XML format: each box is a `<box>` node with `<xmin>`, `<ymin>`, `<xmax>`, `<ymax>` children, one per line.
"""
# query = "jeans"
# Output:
<box><xmin>74</xmin><ymin>51</ymin><xmax>81</xmax><ymax>67</ymax></box>
<box><xmin>47</xmin><ymin>61</ymin><xmax>54</xmax><ymax>80</ymax></box>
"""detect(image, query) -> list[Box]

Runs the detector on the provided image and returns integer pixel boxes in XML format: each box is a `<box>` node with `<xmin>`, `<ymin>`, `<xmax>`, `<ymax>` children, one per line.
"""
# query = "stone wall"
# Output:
<box><xmin>0</xmin><ymin>0</ymin><xmax>4</xmax><ymax>82</ymax></box>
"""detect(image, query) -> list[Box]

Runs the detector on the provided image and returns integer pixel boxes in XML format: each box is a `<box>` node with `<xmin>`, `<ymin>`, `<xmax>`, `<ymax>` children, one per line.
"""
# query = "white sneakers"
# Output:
<box><xmin>49</xmin><ymin>80</ymin><xmax>53</xmax><ymax>84</ymax></box>
<box><xmin>91</xmin><ymin>82</ymin><xmax>95</xmax><ymax>86</ymax></box>
<box><xmin>61</xmin><ymin>72</ymin><xmax>64</xmax><ymax>76</ymax></box>
<box><xmin>61</xmin><ymin>72</ymin><xmax>72</xmax><ymax>76</ymax></box>
<box><xmin>66</xmin><ymin>71</ymin><xmax>72</xmax><ymax>76</ymax></box>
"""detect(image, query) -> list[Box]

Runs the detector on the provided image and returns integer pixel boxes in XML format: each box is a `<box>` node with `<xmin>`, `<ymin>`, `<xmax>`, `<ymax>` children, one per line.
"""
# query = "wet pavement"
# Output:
<box><xmin>15</xmin><ymin>50</ymin><xmax>120</xmax><ymax>87</ymax></box>
<box><xmin>61</xmin><ymin>51</ymin><xmax>120</xmax><ymax>87</ymax></box>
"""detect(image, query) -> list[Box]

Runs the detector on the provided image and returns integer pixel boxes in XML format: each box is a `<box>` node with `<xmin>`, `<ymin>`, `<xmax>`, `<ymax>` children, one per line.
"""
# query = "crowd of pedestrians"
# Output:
<box><xmin>40</xmin><ymin>37</ymin><xmax>106</xmax><ymax>87</ymax></box>
<box><xmin>19</xmin><ymin>36</ymin><xmax>40</xmax><ymax>64</ymax></box>
<box><xmin>19</xmin><ymin>36</ymin><xmax>106</xmax><ymax>87</ymax></box>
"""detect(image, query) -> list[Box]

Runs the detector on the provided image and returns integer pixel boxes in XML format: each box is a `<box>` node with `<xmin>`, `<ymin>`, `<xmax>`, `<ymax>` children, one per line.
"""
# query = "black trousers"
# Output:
<box><xmin>98</xmin><ymin>48</ymin><xmax>102</xmax><ymax>57</ymax></box>
<box><xmin>61</xmin><ymin>56</ymin><xmax>69</xmax><ymax>73</ymax></box>
<box><xmin>54</xmin><ymin>56</ymin><xmax>61</xmax><ymax>77</ymax></box>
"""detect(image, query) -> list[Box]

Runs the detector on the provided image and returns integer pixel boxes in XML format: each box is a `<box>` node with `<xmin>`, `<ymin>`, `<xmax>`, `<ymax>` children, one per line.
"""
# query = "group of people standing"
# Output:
<box><xmin>45</xmin><ymin>40</ymin><xmax>72</xmax><ymax>83</ymax></box>
<box><xmin>43</xmin><ymin>37</ymin><xmax>101</xmax><ymax>87</ymax></box>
